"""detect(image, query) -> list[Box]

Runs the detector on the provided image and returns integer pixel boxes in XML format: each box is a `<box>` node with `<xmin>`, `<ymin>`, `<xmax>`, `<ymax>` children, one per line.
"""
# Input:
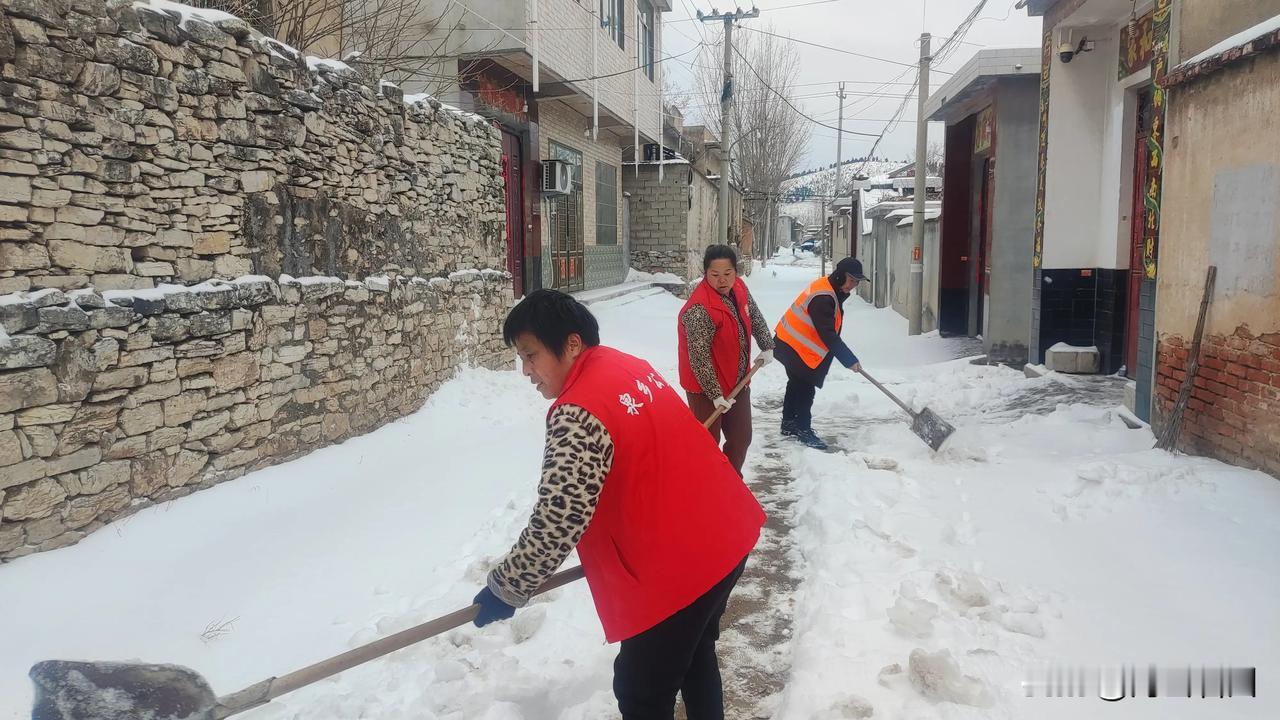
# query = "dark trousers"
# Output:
<box><xmin>687</xmin><ymin>387</ymin><xmax>752</xmax><ymax>475</ymax></box>
<box><xmin>613</xmin><ymin>557</ymin><xmax>749</xmax><ymax>720</ymax></box>
<box><xmin>782</xmin><ymin>371</ymin><xmax>817</xmax><ymax>432</ymax></box>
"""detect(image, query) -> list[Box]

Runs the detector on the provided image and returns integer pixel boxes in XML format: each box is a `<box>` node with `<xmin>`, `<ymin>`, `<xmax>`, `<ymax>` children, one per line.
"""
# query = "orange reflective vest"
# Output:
<box><xmin>775</xmin><ymin>277</ymin><xmax>843</xmax><ymax>369</ymax></box>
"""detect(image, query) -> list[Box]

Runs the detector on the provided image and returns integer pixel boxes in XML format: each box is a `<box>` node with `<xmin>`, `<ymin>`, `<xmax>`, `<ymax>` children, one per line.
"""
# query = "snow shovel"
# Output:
<box><xmin>29</xmin><ymin>358</ymin><xmax>767</xmax><ymax>720</ymax></box>
<box><xmin>857</xmin><ymin>368</ymin><xmax>955</xmax><ymax>451</ymax></box>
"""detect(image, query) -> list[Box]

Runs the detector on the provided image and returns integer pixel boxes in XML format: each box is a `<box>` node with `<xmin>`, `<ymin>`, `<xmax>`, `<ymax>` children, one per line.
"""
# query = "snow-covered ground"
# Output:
<box><xmin>3</xmin><ymin>261</ymin><xmax>1278</xmax><ymax>719</ymax></box>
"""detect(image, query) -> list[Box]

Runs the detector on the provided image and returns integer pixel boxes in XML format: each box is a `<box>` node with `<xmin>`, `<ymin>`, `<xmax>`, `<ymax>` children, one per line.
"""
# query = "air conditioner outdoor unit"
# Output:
<box><xmin>542</xmin><ymin>159</ymin><xmax>573</xmax><ymax>196</ymax></box>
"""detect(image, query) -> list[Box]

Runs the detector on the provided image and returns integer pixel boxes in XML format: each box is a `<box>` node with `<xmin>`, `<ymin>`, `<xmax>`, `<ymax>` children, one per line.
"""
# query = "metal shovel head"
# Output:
<box><xmin>911</xmin><ymin>407</ymin><xmax>956</xmax><ymax>451</ymax></box>
<box><xmin>30</xmin><ymin>660</ymin><xmax>218</xmax><ymax>720</ymax></box>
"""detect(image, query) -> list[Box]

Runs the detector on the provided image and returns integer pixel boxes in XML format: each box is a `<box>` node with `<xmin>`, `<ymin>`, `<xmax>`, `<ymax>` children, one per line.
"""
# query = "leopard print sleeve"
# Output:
<box><xmin>487</xmin><ymin>404</ymin><xmax>614</xmax><ymax>607</ymax></box>
<box><xmin>681</xmin><ymin>304</ymin><xmax>724</xmax><ymax>400</ymax></box>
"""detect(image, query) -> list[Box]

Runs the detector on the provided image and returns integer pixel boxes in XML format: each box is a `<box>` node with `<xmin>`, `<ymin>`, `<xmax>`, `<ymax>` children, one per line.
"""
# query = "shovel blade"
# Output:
<box><xmin>31</xmin><ymin>660</ymin><xmax>217</xmax><ymax>720</ymax></box>
<box><xmin>912</xmin><ymin>407</ymin><xmax>956</xmax><ymax>451</ymax></box>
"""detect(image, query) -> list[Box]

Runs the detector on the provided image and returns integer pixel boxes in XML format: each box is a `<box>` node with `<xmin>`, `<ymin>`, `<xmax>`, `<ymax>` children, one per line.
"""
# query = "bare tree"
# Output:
<box><xmin>909</xmin><ymin>141</ymin><xmax>946</xmax><ymax>177</ymax></box>
<box><xmin>693</xmin><ymin>25</ymin><xmax>810</xmax><ymax>242</ymax></box>
<box><xmin>193</xmin><ymin>0</ymin><xmax>498</xmax><ymax>95</ymax></box>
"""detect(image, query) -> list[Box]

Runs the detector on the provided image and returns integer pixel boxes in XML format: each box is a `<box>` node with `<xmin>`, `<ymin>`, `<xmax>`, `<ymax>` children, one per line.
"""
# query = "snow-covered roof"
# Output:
<box><xmin>896</xmin><ymin>208</ymin><xmax>942</xmax><ymax>226</ymax></box>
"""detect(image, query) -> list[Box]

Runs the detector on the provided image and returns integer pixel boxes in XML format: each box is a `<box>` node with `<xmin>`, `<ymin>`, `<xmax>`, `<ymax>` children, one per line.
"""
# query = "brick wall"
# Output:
<box><xmin>1155</xmin><ymin>327</ymin><xmax>1280</xmax><ymax>478</ymax></box>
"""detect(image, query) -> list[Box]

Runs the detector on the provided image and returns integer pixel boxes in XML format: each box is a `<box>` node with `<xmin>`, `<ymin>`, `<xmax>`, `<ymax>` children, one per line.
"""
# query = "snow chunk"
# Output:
<box><xmin>907</xmin><ymin>649</ymin><xmax>994</xmax><ymax>707</ymax></box>
<box><xmin>134</xmin><ymin>0</ymin><xmax>239</xmax><ymax>26</ymax></box>
<box><xmin>1176</xmin><ymin>13</ymin><xmax>1280</xmax><ymax>69</ymax></box>
<box><xmin>1048</xmin><ymin>342</ymin><xmax>1098</xmax><ymax>353</ymax></box>
<box><xmin>887</xmin><ymin>581</ymin><xmax>938</xmax><ymax>638</ymax></box>
<box><xmin>305</xmin><ymin>56</ymin><xmax>353</xmax><ymax>74</ymax></box>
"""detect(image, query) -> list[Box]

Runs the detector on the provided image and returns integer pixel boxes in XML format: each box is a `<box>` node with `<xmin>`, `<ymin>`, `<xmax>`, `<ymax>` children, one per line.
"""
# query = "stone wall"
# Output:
<box><xmin>0</xmin><ymin>272</ymin><xmax>510</xmax><ymax>560</ymax></box>
<box><xmin>0</xmin><ymin>0</ymin><xmax>505</xmax><ymax>292</ymax></box>
<box><xmin>0</xmin><ymin>0</ymin><xmax>515</xmax><ymax>560</ymax></box>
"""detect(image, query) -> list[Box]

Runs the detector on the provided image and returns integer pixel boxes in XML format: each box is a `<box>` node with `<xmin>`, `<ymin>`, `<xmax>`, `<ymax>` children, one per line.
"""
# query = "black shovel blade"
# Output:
<box><xmin>30</xmin><ymin>660</ymin><xmax>218</xmax><ymax>720</ymax></box>
<box><xmin>911</xmin><ymin>407</ymin><xmax>956</xmax><ymax>451</ymax></box>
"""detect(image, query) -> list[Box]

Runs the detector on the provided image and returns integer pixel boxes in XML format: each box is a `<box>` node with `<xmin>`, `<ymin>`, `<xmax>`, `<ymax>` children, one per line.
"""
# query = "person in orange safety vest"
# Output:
<box><xmin>772</xmin><ymin>257</ymin><xmax>868</xmax><ymax>450</ymax></box>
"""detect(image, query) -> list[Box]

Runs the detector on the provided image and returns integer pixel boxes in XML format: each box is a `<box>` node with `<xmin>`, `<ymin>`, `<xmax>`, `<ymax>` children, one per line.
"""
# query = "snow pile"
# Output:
<box><xmin>625</xmin><ymin>268</ymin><xmax>687</xmax><ymax>285</ymax></box>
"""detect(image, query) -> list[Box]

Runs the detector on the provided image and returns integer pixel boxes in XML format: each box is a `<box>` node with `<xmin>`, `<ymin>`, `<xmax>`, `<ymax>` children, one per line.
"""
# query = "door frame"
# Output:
<box><xmin>1125</xmin><ymin>90</ymin><xmax>1153</xmax><ymax>378</ymax></box>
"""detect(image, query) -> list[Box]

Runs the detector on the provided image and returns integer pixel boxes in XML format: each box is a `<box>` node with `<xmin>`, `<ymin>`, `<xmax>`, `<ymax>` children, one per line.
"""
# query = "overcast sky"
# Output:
<box><xmin>661</xmin><ymin>0</ymin><xmax>1044</xmax><ymax>170</ymax></box>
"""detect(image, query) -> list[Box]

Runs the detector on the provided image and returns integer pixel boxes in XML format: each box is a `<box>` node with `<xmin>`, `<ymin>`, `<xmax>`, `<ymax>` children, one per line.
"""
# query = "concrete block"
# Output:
<box><xmin>1044</xmin><ymin>343</ymin><xmax>1100</xmax><ymax>374</ymax></box>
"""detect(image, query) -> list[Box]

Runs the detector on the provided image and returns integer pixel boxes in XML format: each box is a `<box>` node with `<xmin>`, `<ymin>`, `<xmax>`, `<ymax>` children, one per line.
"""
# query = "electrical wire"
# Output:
<box><xmin>730</xmin><ymin>43</ymin><xmax>882</xmax><ymax>139</ymax></box>
<box><xmin>737</xmin><ymin>26</ymin><xmax>956</xmax><ymax>75</ymax></box>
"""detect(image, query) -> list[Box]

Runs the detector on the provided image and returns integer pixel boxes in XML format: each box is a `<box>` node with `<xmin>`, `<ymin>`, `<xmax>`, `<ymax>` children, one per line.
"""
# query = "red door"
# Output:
<box><xmin>500</xmin><ymin>129</ymin><xmax>525</xmax><ymax>298</ymax></box>
<box><xmin>1125</xmin><ymin>92</ymin><xmax>1152</xmax><ymax>378</ymax></box>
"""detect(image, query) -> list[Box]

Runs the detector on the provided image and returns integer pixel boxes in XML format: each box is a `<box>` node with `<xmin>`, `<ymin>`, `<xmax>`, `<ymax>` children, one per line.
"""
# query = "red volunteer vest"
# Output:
<box><xmin>677</xmin><ymin>277</ymin><xmax>754</xmax><ymax>396</ymax></box>
<box><xmin>553</xmin><ymin>346</ymin><xmax>765</xmax><ymax>642</ymax></box>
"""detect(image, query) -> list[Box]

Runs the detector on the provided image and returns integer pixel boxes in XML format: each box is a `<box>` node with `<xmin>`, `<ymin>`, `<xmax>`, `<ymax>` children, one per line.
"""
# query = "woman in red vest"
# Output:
<box><xmin>473</xmin><ymin>289</ymin><xmax>766</xmax><ymax>720</ymax></box>
<box><xmin>677</xmin><ymin>245</ymin><xmax>775</xmax><ymax>475</ymax></box>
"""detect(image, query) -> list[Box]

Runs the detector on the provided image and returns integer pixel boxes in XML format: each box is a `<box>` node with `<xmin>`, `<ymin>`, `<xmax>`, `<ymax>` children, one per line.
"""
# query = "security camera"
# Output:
<box><xmin>1058</xmin><ymin>31</ymin><xmax>1095</xmax><ymax>63</ymax></box>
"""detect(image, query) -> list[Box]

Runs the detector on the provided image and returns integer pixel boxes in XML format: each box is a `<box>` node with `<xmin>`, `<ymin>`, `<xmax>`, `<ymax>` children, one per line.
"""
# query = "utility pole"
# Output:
<box><xmin>699</xmin><ymin>6</ymin><xmax>759</xmax><ymax>246</ymax></box>
<box><xmin>827</xmin><ymin>81</ymin><xmax>846</xmax><ymax>274</ymax></box>
<box><xmin>908</xmin><ymin>32</ymin><xmax>931</xmax><ymax>336</ymax></box>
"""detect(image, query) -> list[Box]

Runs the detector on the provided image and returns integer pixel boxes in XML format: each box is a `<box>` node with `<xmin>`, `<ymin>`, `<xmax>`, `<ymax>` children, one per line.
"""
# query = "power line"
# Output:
<box><xmin>738</xmin><ymin>26</ymin><xmax>955</xmax><ymax>75</ymax></box>
<box><xmin>731</xmin><ymin>43</ymin><xmax>882</xmax><ymax>139</ymax></box>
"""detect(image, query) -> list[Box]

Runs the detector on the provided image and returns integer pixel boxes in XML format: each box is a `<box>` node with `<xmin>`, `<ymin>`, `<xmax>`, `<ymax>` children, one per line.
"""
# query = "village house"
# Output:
<box><xmin>925</xmin><ymin>48</ymin><xmax>1041</xmax><ymax>365</ymax></box>
<box><xmin>404</xmin><ymin>0</ymin><xmax>673</xmax><ymax>295</ymax></box>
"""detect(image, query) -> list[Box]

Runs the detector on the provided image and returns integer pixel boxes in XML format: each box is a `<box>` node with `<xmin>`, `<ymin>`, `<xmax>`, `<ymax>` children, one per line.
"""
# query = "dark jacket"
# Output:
<box><xmin>773</xmin><ymin>273</ymin><xmax>859</xmax><ymax>387</ymax></box>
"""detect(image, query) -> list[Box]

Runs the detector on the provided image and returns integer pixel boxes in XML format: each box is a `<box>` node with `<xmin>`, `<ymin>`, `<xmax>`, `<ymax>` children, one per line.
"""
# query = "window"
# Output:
<box><xmin>595</xmin><ymin>161</ymin><xmax>618</xmax><ymax>245</ymax></box>
<box><xmin>549</xmin><ymin>142</ymin><xmax>585</xmax><ymax>289</ymax></box>
<box><xmin>601</xmin><ymin>0</ymin><xmax>624</xmax><ymax>50</ymax></box>
<box><xmin>639</xmin><ymin>1</ymin><xmax>655</xmax><ymax>80</ymax></box>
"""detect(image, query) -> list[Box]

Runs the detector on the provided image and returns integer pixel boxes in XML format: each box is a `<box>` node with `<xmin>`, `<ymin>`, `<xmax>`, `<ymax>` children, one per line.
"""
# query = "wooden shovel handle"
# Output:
<box><xmin>857</xmin><ymin>368</ymin><xmax>917</xmax><ymax>418</ymax></box>
<box><xmin>215</xmin><ymin>566</ymin><xmax>586</xmax><ymax>716</ymax></box>
<box><xmin>701</xmin><ymin>357</ymin><xmax>767</xmax><ymax>428</ymax></box>
<box><xmin>216</xmin><ymin>357</ymin><xmax>770</xmax><ymax>715</ymax></box>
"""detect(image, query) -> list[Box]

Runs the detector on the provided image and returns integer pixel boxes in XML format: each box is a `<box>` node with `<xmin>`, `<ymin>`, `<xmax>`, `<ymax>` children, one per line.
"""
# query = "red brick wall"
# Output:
<box><xmin>1155</xmin><ymin>326</ymin><xmax>1280</xmax><ymax>478</ymax></box>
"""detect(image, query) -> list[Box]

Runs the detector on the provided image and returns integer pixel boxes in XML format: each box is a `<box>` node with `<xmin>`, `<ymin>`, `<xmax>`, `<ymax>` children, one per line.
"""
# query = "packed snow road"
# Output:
<box><xmin>2</xmin><ymin>259</ymin><xmax>1277</xmax><ymax>719</ymax></box>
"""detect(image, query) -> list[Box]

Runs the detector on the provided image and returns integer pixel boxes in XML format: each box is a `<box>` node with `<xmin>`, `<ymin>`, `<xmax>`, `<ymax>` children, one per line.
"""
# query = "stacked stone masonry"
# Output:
<box><xmin>1155</xmin><ymin>327</ymin><xmax>1280</xmax><ymax>479</ymax></box>
<box><xmin>0</xmin><ymin>0</ymin><xmax>515</xmax><ymax>559</ymax></box>
<box><xmin>0</xmin><ymin>273</ymin><xmax>511</xmax><ymax>560</ymax></box>
<box><xmin>0</xmin><ymin>0</ymin><xmax>506</xmax><ymax>293</ymax></box>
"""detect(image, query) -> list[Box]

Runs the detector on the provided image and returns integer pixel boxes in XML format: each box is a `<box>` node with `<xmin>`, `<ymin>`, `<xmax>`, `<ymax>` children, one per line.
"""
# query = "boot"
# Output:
<box><xmin>780</xmin><ymin>419</ymin><xmax>800</xmax><ymax>437</ymax></box>
<box><xmin>795</xmin><ymin>428</ymin><xmax>828</xmax><ymax>451</ymax></box>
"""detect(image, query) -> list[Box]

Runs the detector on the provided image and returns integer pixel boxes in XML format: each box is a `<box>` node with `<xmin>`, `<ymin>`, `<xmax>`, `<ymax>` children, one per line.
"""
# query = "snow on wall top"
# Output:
<box><xmin>131</xmin><ymin>0</ymin><xmax>487</xmax><ymax>125</ymax></box>
<box><xmin>1176</xmin><ymin>14</ymin><xmax>1280</xmax><ymax>70</ymax></box>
